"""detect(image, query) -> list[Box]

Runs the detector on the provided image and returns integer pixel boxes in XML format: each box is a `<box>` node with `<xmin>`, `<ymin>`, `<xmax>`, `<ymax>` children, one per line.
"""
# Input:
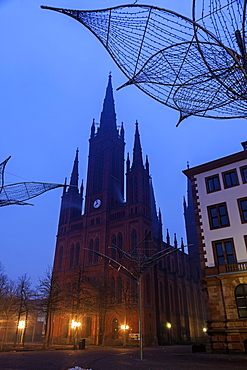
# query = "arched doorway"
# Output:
<box><xmin>244</xmin><ymin>339</ymin><xmax>247</xmax><ymax>354</ymax></box>
<box><xmin>112</xmin><ymin>318</ymin><xmax>119</xmax><ymax>339</ymax></box>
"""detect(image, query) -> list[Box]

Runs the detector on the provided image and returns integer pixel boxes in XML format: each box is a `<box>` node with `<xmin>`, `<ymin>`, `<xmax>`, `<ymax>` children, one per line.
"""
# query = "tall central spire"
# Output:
<box><xmin>99</xmin><ymin>74</ymin><xmax>117</xmax><ymax>132</ymax></box>
<box><xmin>132</xmin><ymin>121</ymin><xmax>144</xmax><ymax>170</ymax></box>
<box><xmin>68</xmin><ymin>149</ymin><xmax>79</xmax><ymax>194</ymax></box>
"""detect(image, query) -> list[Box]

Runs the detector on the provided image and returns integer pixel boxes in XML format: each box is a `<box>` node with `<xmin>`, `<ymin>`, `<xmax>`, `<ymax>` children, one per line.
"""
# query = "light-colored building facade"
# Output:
<box><xmin>184</xmin><ymin>142</ymin><xmax>247</xmax><ymax>353</ymax></box>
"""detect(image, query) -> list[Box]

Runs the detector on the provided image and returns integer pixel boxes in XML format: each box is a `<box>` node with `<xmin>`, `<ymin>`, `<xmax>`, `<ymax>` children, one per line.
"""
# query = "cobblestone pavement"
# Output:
<box><xmin>0</xmin><ymin>345</ymin><xmax>247</xmax><ymax>370</ymax></box>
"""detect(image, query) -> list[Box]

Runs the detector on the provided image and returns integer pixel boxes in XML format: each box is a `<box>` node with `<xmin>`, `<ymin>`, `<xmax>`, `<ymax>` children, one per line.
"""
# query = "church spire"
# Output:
<box><xmin>132</xmin><ymin>121</ymin><xmax>144</xmax><ymax>170</ymax></box>
<box><xmin>68</xmin><ymin>149</ymin><xmax>79</xmax><ymax>193</ymax></box>
<box><xmin>99</xmin><ymin>73</ymin><xmax>117</xmax><ymax>132</ymax></box>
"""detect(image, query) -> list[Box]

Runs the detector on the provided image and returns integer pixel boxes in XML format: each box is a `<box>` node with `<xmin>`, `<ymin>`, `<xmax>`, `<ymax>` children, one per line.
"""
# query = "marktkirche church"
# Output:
<box><xmin>51</xmin><ymin>75</ymin><xmax>206</xmax><ymax>346</ymax></box>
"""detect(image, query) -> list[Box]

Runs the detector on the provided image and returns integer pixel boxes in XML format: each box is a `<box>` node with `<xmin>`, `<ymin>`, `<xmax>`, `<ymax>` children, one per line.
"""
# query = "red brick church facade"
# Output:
<box><xmin>51</xmin><ymin>75</ymin><xmax>206</xmax><ymax>346</ymax></box>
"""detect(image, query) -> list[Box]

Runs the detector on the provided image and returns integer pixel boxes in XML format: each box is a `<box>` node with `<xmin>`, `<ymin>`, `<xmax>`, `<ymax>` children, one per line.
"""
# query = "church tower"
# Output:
<box><xmin>84</xmin><ymin>74</ymin><xmax>125</xmax><ymax>216</ymax></box>
<box><xmin>58</xmin><ymin>149</ymin><xmax>83</xmax><ymax>227</ymax></box>
<box><xmin>52</xmin><ymin>75</ymin><xmax>206</xmax><ymax>347</ymax></box>
<box><xmin>183</xmin><ymin>165</ymin><xmax>202</xmax><ymax>280</ymax></box>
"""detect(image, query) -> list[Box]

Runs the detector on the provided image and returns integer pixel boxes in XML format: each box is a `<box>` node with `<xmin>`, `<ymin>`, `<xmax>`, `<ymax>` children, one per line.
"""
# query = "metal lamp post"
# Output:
<box><xmin>86</xmin><ymin>233</ymin><xmax>184</xmax><ymax>360</ymax></box>
<box><xmin>71</xmin><ymin>320</ymin><xmax>81</xmax><ymax>349</ymax></box>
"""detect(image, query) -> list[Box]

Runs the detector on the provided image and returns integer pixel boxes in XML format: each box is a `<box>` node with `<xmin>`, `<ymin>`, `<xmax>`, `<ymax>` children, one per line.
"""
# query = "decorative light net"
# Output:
<box><xmin>0</xmin><ymin>157</ymin><xmax>64</xmax><ymax>207</ymax></box>
<box><xmin>41</xmin><ymin>2</ymin><xmax>247</xmax><ymax>124</ymax></box>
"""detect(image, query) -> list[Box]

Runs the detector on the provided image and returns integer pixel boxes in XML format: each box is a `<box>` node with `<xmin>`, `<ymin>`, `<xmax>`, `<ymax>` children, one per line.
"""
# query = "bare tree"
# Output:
<box><xmin>0</xmin><ymin>264</ymin><xmax>17</xmax><ymax>348</ymax></box>
<box><xmin>37</xmin><ymin>268</ymin><xmax>63</xmax><ymax>348</ymax></box>
<box><xmin>87</xmin><ymin>276</ymin><xmax>116</xmax><ymax>346</ymax></box>
<box><xmin>0</xmin><ymin>279</ymin><xmax>17</xmax><ymax>348</ymax></box>
<box><xmin>65</xmin><ymin>266</ymin><xmax>93</xmax><ymax>348</ymax></box>
<box><xmin>13</xmin><ymin>274</ymin><xmax>33</xmax><ymax>347</ymax></box>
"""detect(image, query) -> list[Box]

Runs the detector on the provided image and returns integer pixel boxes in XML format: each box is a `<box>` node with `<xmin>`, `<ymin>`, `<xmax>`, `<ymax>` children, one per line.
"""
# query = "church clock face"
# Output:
<box><xmin>93</xmin><ymin>199</ymin><xmax>101</xmax><ymax>209</ymax></box>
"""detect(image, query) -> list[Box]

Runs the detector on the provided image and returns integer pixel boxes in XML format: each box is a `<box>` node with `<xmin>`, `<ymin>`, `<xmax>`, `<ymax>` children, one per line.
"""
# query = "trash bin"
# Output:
<box><xmin>78</xmin><ymin>339</ymin><xmax>85</xmax><ymax>349</ymax></box>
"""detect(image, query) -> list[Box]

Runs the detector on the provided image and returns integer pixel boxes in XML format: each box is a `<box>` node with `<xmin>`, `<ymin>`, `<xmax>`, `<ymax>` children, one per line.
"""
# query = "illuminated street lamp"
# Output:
<box><xmin>166</xmin><ymin>322</ymin><xmax>172</xmax><ymax>345</ymax></box>
<box><xmin>202</xmin><ymin>327</ymin><xmax>207</xmax><ymax>333</ymax></box>
<box><xmin>166</xmin><ymin>322</ymin><xmax>171</xmax><ymax>329</ymax></box>
<box><xmin>121</xmin><ymin>324</ymin><xmax>129</xmax><ymax>347</ymax></box>
<box><xmin>18</xmin><ymin>320</ymin><xmax>26</xmax><ymax>344</ymax></box>
<box><xmin>120</xmin><ymin>325</ymin><xmax>129</xmax><ymax>330</ymax></box>
<box><xmin>71</xmin><ymin>320</ymin><xmax>81</xmax><ymax>329</ymax></box>
<box><xmin>71</xmin><ymin>320</ymin><xmax>81</xmax><ymax>349</ymax></box>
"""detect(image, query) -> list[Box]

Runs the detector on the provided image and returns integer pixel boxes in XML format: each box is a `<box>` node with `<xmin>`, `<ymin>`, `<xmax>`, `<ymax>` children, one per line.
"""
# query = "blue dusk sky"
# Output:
<box><xmin>0</xmin><ymin>0</ymin><xmax>246</xmax><ymax>285</ymax></box>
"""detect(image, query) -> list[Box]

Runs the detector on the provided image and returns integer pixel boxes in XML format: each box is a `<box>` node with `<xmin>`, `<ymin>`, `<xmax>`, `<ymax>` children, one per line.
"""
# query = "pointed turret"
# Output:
<box><xmin>99</xmin><ymin>73</ymin><xmax>117</xmax><ymax>133</ymax></box>
<box><xmin>181</xmin><ymin>237</ymin><xmax>185</xmax><ymax>253</ymax></box>
<box><xmin>63</xmin><ymin>177</ymin><xmax>67</xmax><ymax>196</ymax></box>
<box><xmin>68</xmin><ymin>149</ymin><xmax>79</xmax><ymax>194</ymax></box>
<box><xmin>183</xmin><ymin>162</ymin><xmax>201</xmax><ymax>278</ymax></box>
<box><xmin>58</xmin><ymin>150</ymin><xmax>82</xmax><ymax>226</ymax></box>
<box><xmin>91</xmin><ymin>119</ymin><xmax>95</xmax><ymax>138</ymax></box>
<box><xmin>166</xmin><ymin>229</ymin><xmax>170</xmax><ymax>246</ymax></box>
<box><xmin>120</xmin><ymin>122</ymin><xmax>124</xmax><ymax>141</ymax></box>
<box><xmin>126</xmin><ymin>153</ymin><xmax>130</xmax><ymax>173</ymax></box>
<box><xmin>145</xmin><ymin>155</ymin><xmax>149</xmax><ymax>175</ymax></box>
<box><xmin>150</xmin><ymin>178</ymin><xmax>160</xmax><ymax>240</ymax></box>
<box><xmin>174</xmin><ymin>233</ymin><xmax>178</xmax><ymax>248</ymax></box>
<box><xmin>131</xmin><ymin>121</ymin><xmax>144</xmax><ymax>170</ymax></box>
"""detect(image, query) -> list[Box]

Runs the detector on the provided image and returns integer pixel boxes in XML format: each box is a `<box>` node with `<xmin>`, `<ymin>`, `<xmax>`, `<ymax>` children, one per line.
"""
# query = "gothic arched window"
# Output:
<box><xmin>117</xmin><ymin>233</ymin><xmax>123</xmax><ymax>259</ymax></box>
<box><xmin>58</xmin><ymin>246</ymin><xmax>63</xmax><ymax>270</ymax></box>
<box><xmin>169</xmin><ymin>285</ymin><xmax>174</xmax><ymax>312</ymax></box>
<box><xmin>94</xmin><ymin>238</ymin><xmax>99</xmax><ymax>263</ymax></box>
<box><xmin>111</xmin><ymin>234</ymin><xmax>116</xmax><ymax>260</ymax></box>
<box><xmin>160</xmin><ymin>282</ymin><xmax>164</xmax><ymax>312</ymax></box>
<box><xmin>69</xmin><ymin>244</ymin><xmax>74</xmax><ymax>268</ymax></box>
<box><xmin>130</xmin><ymin>178</ymin><xmax>134</xmax><ymax>204</ymax></box>
<box><xmin>75</xmin><ymin>243</ymin><xmax>80</xmax><ymax>266</ymax></box>
<box><xmin>131</xmin><ymin>229</ymin><xmax>137</xmax><ymax>250</ymax></box>
<box><xmin>111</xmin><ymin>277</ymin><xmax>115</xmax><ymax>303</ymax></box>
<box><xmin>132</xmin><ymin>279</ymin><xmax>138</xmax><ymax>303</ymax></box>
<box><xmin>146</xmin><ymin>274</ymin><xmax>151</xmax><ymax>305</ymax></box>
<box><xmin>134</xmin><ymin>177</ymin><xmax>138</xmax><ymax>203</ymax></box>
<box><xmin>117</xmin><ymin>277</ymin><xmax>122</xmax><ymax>304</ymax></box>
<box><xmin>235</xmin><ymin>284</ymin><xmax>247</xmax><ymax>318</ymax></box>
<box><xmin>144</xmin><ymin>229</ymin><xmax>149</xmax><ymax>257</ymax></box>
<box><xmin>112</xmin><ymin>318</ymin><xmax>118</xmax><ymax>339</ymax></box>
<box><xmin>88</xmin><ymin>239</ymin><xmax>93</xmax><ymax>265</ymax></box>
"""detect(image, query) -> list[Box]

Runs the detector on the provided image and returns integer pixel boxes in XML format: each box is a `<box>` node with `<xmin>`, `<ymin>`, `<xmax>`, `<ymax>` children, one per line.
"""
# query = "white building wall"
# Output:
<box><xmin>194</xmin><ymin>159</ymin><xmax>247</xmax><ymax>267</ymax></box>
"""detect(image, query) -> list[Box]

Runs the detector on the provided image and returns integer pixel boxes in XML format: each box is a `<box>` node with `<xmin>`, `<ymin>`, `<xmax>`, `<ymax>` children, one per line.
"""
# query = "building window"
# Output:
<box><xmin>240</xmin><ymin>166</ymin><xmax>247</xmax><ymax>184</ymax></box>
<box><xmin>88</xmin><ymin>239</ymin><xmax>93</xmax><ymax>264</ymax></box>
<box><xmin>117</xmin><ymin>277</ymin><xmax>122</xmax><ymax>304</ymax></box>
<box><xmin>235</xmin><ymin>284</ymin><xmax>247</xmax><ymax>318</ymax></box>
<box><xmin>69</xmin><ymin>244</ymin><xmax>74</xmax><ymax>268</ymax></box>
<box><xmin>213</xmin><ymin>239</ymin><xmax>236</xmax><ymax>265</ymax></box>
<box><xmin>207</xmin><ymin>203</ymin><xmax>230</xmax><ymax>229</ymax></box>
<box><xmin>112</xmin><ymin>318</ymin><xmax>118</xmax><ymax>339</ymax></box>
<box><xmin>146</xmin><ymin>274</ymin><xmax>151</xmax><ymax>304</ymax></box>
<box><xmin>132</xmin><ymin>279</ymin><xmax>138</xmax><ymax>303</ymax></box>
<box><xmin>206</xmin><ymin>175</ymin><xmax>221</xmax><ymax>193</ymax></box>
<box><xmin>238</xmin><ymin>197</ymin><xmax>247</xmax><ymax>223</ymax></box>
<box><xmin>75</xmin><ymin>243</ymin><xmax>80</xmax><ymax>266</ymax></box>
<box><xmin>223</xmin><ymin>169</ymin><xmax>239</xmax><ymax>188</ymax></box>
<box><xmin>160</xmin><ymin>282</ymin><xmax>164</xmax><ymax>312</ymax></box>
<box><xmin>94</xmin><ymin>238</ymin><xmax>99</xmax><ymax>263</ymax></box>
<box><xmin>244</xmin><ymin>235</ymin><xmax>247</xmax><ymax>251</ymax></box>
<box><xmin>131</xmin><ymin>229</ymin><xmax>137</xmax><ymax>250</ymax></box>
<box><xmin>58</xmin><ymin>246</ymin><xmax>63</xmax><ymax>269</ymax></box>
<box><xmin>111</xmin><ymin>234</ymin><xmax>116</xmax><ymax>260</ymax></box>
<box><xmin>111</xmin><ymin>277</ymin><xmax>115</xmax><ymax>303</ymax></box>
<box><xmin>117</xmin><ymin>233</ymin><xmax>123</xmax><ymax>259</ymax></box>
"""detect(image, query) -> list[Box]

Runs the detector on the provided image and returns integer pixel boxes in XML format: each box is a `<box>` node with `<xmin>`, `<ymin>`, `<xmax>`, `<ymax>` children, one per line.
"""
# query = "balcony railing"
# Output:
<box><xmin>224</xmin><ymin>262</ymin><xmax>247</xmax><ymax>273</ymax></box>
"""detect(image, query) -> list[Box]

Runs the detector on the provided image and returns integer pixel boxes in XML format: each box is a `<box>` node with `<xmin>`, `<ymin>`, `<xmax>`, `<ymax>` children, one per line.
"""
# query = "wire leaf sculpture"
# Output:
<box><xmin>41</xmin><ymin>2</ymin><xmax>247</xmax><ymax>125</ymax></box>
<box><xmin>0</xmin><ymin>157</ymin><xmax>65</xmax><ymax>207</ymax></box>
<box><xmin>0</xmin><ymin>156</ymin><xmax>10</xmax><ymax>193</ymax></box>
